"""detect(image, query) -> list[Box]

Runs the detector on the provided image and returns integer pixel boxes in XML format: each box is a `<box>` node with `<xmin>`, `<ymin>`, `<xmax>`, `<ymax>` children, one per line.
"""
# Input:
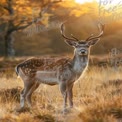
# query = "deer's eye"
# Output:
<box><xmin>75</xmin><ymin>45</ymin><xmax>80</xmax><ymax>48</ymax></box>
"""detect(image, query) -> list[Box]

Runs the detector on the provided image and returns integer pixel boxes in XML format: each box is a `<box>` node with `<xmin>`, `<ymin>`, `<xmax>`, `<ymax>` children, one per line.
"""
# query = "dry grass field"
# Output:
<box><xmin>0</xmin><ymin>58</ymin><xmax>122</xmax><ymax>122</ymax></box>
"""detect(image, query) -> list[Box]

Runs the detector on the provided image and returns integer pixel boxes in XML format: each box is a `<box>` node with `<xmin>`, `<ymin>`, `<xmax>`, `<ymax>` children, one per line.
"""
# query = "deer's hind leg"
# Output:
<box><xmin>20</xmin><ymin>79</ymin><xmax>34</xmax><ymax>109</ymax></box>
<box><xmin>26</xmin><ymin>82</ymin><xmax>40</xmax><ymax>107</ymax></box>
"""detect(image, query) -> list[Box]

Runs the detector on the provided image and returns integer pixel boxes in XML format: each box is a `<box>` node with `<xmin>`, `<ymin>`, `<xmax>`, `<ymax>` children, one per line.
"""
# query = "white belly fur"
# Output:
<box><xmin>35</xmin><ymin>71</ymin><xmax>59</xmax><ymax>84</ymax></box>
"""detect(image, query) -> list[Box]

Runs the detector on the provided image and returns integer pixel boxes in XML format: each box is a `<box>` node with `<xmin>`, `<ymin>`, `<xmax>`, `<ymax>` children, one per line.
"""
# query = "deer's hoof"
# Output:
<box><xmin>15</xmin><ymin>107</ymin><xmax>30</xmax><ymax>113</ymax></box>
<box><xmin>62</xmin><ymin>108</ymin><xmax>70</xmax><ymax>115</ymax></box>
<box><xmin>15</xmin><ymin>107</ymin><xmax>24</xmax><ymax>112</ymax></box>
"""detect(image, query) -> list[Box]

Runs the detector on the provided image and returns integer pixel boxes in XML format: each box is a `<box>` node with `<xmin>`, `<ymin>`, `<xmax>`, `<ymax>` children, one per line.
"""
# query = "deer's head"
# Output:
<box><xmin>61</xmin><ymin>22</ymin><xmax>104</xmax><ymax>56</ymax></box>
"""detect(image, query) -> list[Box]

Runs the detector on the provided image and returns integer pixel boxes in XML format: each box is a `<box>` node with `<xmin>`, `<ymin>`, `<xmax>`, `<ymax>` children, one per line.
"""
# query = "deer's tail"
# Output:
<box><xmin>15</xmin><ymin>64</ymin><xmax>22</xmax><ymax>77</ymax></box>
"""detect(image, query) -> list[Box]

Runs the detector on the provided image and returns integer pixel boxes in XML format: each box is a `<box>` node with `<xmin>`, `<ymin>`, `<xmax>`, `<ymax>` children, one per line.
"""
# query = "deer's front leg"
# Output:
<box><xmin>59</xmin><ymin>82</ymin><xmax>67</xmax><ymax>113</ymax></box>
<box><xmin>67</xmin><ymin>83</ymin><xmax>74</xmax><ymax>108</ymax></box>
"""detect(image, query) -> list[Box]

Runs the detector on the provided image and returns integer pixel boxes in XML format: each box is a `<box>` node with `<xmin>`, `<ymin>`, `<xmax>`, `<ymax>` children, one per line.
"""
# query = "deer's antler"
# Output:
<box><xmin>61</xmin><ymin>22</ymin><xmax>79</xmax><ymax>41</ymax></box>
<box><xmin>86</xmin><ymin>23</ymin><xmax>105</xmax><ymax>41</ymax></box>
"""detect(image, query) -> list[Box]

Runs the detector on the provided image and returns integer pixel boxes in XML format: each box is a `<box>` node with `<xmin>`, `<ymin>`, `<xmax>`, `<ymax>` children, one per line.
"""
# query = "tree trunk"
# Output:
<box><xmin>4</xmin><ymin>32</ymin><xmax>15</xmax><ymax>57</ymax></box>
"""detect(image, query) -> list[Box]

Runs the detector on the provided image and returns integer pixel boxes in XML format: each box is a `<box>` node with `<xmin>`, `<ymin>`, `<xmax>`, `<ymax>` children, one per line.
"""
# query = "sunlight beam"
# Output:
<box><xmin>75</xmin><ymin>0</ymin><xmax>94</xmax><ymax>4</ymax></box>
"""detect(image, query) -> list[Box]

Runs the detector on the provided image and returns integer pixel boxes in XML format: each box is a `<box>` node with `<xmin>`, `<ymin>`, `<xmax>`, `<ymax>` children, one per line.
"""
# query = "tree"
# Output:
<box><xmin>0</xmin><ymin>0</ymin><xmax>99</xmax><ymax>57</ymax></box>
<box><xmin>0</xmin><ymin>0</ymin><xmax>62</xmax><ymax>58</ymax></box>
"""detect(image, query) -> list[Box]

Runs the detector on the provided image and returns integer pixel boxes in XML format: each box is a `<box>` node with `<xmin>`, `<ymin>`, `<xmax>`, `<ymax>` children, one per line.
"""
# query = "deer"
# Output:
<box><xmin>15</xmin><ymin>22</ymin><xmax>104</xmax><ymax>113</ymax></box>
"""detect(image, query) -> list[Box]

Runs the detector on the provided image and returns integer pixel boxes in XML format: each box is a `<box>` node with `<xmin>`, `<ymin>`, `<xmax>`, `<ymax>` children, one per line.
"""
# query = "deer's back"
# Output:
<box><xmin>16</xmin><ymin>57</ymin><xmax>71</xmax><ymax>77</ymax></box>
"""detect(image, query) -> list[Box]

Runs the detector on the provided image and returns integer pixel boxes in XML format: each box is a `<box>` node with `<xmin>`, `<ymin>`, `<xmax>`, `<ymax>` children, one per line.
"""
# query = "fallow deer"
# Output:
<box><xmin>15</xmin><ymin>22</ymin><xmax>104</xmax><ymax>113</ymax></box>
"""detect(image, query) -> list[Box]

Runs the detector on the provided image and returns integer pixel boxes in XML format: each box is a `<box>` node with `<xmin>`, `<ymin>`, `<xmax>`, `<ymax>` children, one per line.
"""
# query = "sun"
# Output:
<box><xmin>75</xmin><ymin>0</ymin><xmax>94</xmax><ymax>4</ymax></box>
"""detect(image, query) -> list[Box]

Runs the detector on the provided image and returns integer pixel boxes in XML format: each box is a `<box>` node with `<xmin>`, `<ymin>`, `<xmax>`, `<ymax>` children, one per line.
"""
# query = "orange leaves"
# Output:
<box><xmin>57</xmin><ymin>0</ymin><xmax>98</xmax><ymax>17</ymax></box>
<box><xmin>58</xmin><ymin>1</ymin><xmax>76</xmax><ymax>8</ymax></box>
<box><xmin>15</xmin><ymin>0</ymin><xmax>29</xmax><ymax>5</ymax></box>
<box><xmin>0</xmin><ymin>0</ymin><xmax>99</xmax><ymax>27</ymax></box>
<box><xmin>0</xmin><ymin>0</ymin><xmax>6</xmax><ymax>4</ymax></box>
<box><xmin>41</xmin><ymin>13</ymin><xmax>52</xmax><ymax>26</ymax></box>
<box><xmin>70</xmin><ymin>9</ymin><xmax>87</xmax><ymax>17</ymax></box>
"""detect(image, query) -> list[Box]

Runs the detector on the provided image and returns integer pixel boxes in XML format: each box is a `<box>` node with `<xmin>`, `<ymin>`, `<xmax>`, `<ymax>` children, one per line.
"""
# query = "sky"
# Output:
<box><xmin>75</xmin><ymin>0</ymin><xmax>121</xmax><ymax>5</ymax></box>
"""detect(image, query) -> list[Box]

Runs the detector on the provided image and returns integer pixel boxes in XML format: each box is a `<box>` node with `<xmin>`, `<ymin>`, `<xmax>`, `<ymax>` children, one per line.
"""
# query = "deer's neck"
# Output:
<box><xmin>71</xmin><ymin>52</ymin><xmax>89</xmax><ymax>75</ymax></box>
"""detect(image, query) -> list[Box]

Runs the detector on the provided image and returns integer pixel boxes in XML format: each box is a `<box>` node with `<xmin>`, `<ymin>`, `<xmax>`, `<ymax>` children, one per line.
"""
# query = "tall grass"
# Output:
<box><xmin>0</xmin><ymin>66</ymin><xmax>122</xmax><ymax>122</ymax></box>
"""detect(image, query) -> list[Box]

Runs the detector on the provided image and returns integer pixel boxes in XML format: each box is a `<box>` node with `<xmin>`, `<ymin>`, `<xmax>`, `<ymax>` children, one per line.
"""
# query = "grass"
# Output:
<box><xmin>0</xmin><ymin>60</ymin><xmax>122</xmax><ymax>122</ymax></box>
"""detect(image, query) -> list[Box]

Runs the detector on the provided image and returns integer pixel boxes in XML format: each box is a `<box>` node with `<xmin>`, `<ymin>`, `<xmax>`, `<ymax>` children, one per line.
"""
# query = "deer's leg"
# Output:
<box><xmin>20</xmin><ymin>89</ymin><xmax>24</xmax><ymax>108</ymax></box>
<box><xmin>63</xmin><ymin>92</ymin><xmax>67</xmax><ymax>109</ymax></box>
<box><xmin>68</xmin><ymin>83</ymin><xmax>74</xmax><ymax>108</ymax></box>
<box><xmin>26</xmin><ymin>82</ymin><xmax>40</xmax><ymax>107</ymax></box>
<box><xmin>59</xmin><ymin>83</ymin><xmax>67</xmax><ymax>113</ymax></box>
<box><xmin>20</xmin><ymin>80</ymin><xmax>34</xmax><ymax>108</ymax></box>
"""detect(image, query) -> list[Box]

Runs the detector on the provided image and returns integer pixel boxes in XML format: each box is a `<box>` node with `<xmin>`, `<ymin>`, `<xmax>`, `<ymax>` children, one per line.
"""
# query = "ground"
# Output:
<box><xmin>0</xmin><ymin>57</ymin><xmax>122</xmax><ymax>122</ymax></box>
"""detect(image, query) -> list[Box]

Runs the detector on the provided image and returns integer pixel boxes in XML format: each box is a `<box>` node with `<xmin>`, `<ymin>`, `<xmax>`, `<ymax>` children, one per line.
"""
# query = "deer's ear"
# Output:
<box><xmin>88</xmin><ymin>38</ymin><xmax>100</xmax><ymax>46</ymax></box>
<box><xmin>65</xmin><ymin>40</ymin><xmax>78</xmax><ymax>47</ymax></box>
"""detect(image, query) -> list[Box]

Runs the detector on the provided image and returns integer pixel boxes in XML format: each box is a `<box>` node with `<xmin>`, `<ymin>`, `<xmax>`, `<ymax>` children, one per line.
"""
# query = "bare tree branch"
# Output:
<box><xmin>15</xmin><ymin>19</ymin><xmax>26</xmax><ymax>27</ymax></box>
<box><xmin>0</xmin><ymin>4</ymin><xmax>9</xmax><ymax>11</ymax></box>
<box><xmin>15</xmin><ymin>22</ymin><xmax>33</xmax><ymax>31</ymax></box>
<box><xmin>0</xmin><ymin>0</ymin><xmax>14</xmax><ymax>14</ymax></box>
<box><xmin>7</xmin><ymin>0</ymin><xmax>14</xmax><ymax>14</ymax></box>
<box><xmin>40</xmin><ymin>0</ymin><xmax>63</xmax><ymax>16</ymax></box>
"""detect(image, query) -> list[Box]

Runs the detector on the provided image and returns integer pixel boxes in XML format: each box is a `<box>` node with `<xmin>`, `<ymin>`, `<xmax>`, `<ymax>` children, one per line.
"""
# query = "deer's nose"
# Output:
<box><xmin>81</xmin><ymin>50</ymin><xmax>86</xmax><ymax>54</ymax></box>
